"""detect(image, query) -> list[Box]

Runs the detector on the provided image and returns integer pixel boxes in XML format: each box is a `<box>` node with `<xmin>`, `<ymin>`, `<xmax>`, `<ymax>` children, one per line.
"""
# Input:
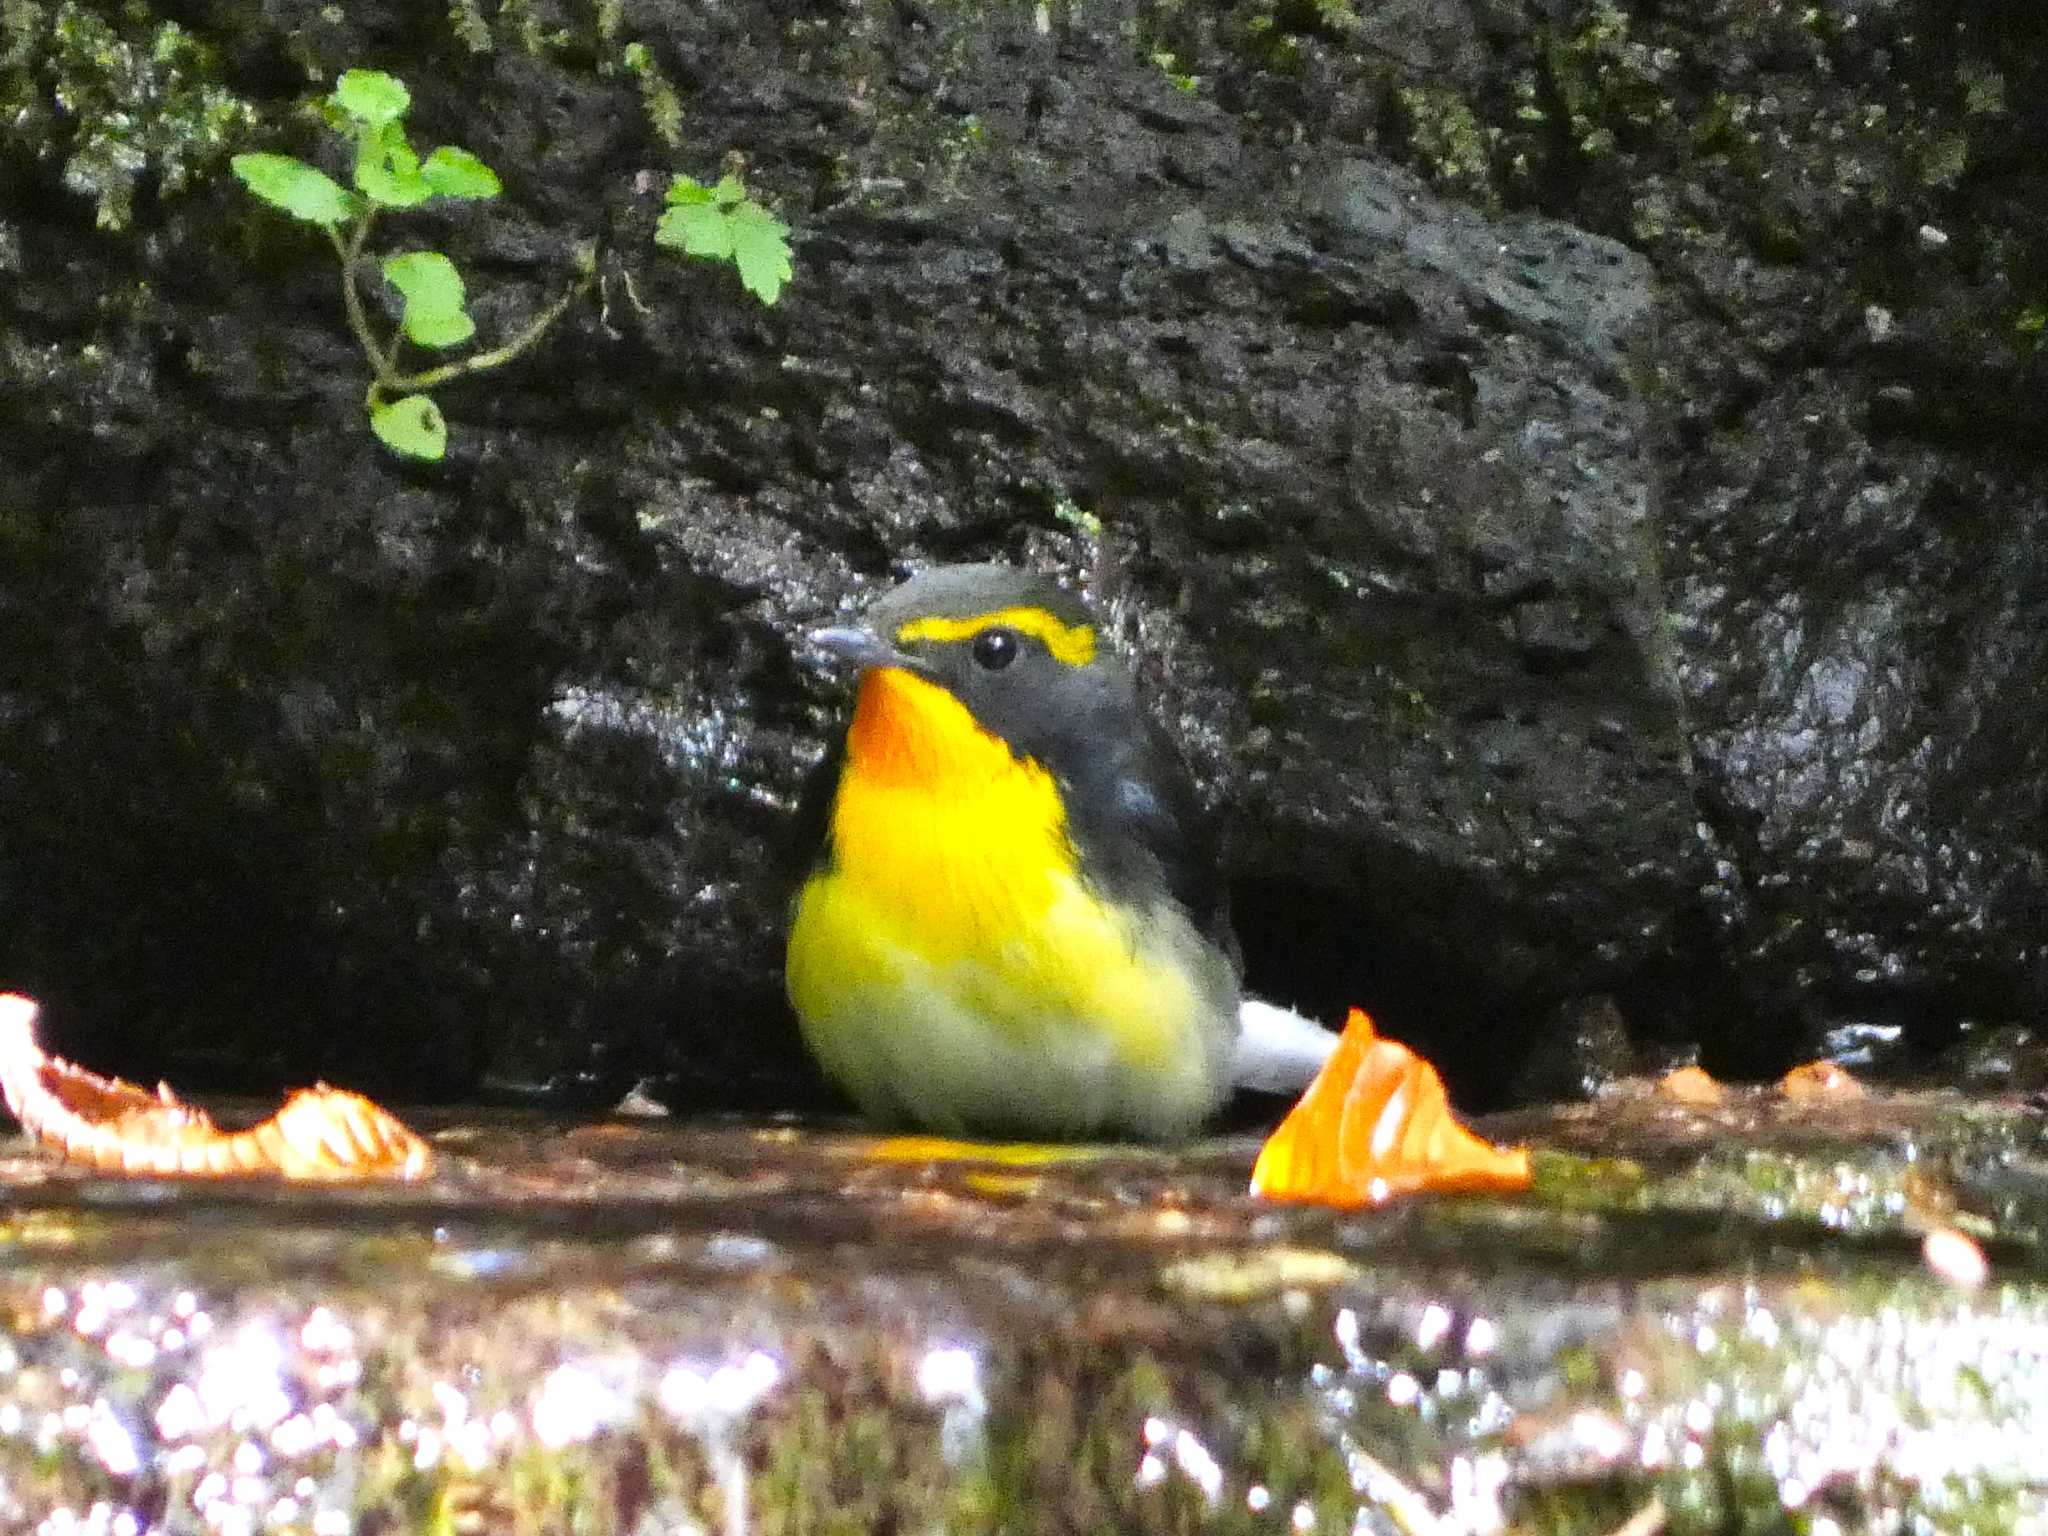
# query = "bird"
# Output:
<box><xmin>785</xmin><ymin>563</ymin><xmax>1335</xmax><ymax>1141</ymax></box>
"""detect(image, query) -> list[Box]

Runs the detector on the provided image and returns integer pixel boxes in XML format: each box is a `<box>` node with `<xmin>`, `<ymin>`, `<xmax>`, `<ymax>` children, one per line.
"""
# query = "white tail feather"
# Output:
<box><xmin>1232</xmin><ymin>998</ymin><xmax>1338</xmax><ymax>1093</ymax></box>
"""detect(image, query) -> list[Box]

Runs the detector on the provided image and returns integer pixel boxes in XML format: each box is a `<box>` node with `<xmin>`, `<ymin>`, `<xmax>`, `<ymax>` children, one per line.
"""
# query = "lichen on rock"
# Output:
<box><xmin>3</xmin><ymin>1</ymin><xmax>257</xmax><ymax>230</ymax></box>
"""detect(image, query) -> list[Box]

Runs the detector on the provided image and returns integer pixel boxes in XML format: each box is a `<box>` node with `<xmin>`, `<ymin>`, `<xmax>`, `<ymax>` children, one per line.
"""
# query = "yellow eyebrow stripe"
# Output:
<box><xmin>893</xmin><ymin>605</ymin><xmax>1098</xmax><ymax>667</ymax></box>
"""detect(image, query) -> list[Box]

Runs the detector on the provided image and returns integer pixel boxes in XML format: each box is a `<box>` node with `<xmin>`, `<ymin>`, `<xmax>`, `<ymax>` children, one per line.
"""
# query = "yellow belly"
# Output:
<box><xmin>789</xmin><ymin>864</ymin><xmax>1233</xmax><ymax>1140</ymax></box>
<box><xmin>784</xmin><ymin>670</ymin><xmax>1235</xmax><ymax>1140</ymax></box>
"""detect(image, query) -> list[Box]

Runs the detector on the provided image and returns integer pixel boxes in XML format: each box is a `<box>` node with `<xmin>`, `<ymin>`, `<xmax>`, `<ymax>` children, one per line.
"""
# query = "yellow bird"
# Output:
<box><xmin>786</xmin><ymin>564</ymin><xmax>1331</xmax><ymax>1140</ymax></box>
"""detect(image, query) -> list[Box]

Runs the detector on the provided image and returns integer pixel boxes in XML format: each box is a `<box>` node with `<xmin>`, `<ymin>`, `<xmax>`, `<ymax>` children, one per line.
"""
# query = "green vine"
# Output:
<box><xmin>233</xmin><ymin>68</ymin><xmax>583</xmax><ymax>458</ymax></box>
<box><xmin>232</xmin><ymin>68</ymin><xmax>794</xmax><ymax>459</ymax></box>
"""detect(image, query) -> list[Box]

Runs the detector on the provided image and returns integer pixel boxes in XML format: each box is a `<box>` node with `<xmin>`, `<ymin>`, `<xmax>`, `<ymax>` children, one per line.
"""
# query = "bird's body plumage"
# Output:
<box><xmin>786</xmin><ymin>564</ymin><xmax>1301</xmax><ymax>1141</ymax></box>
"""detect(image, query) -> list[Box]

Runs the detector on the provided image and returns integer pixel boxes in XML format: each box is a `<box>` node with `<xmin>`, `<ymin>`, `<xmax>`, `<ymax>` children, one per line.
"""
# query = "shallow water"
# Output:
<box><xmin>0</xmin><ymin>1086</ymin><xmax>2044</xmax><ymax>1534</ymax></box>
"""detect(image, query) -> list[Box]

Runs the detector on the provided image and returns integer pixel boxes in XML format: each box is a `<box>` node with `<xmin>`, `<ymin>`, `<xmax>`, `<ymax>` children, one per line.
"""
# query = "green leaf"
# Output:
<box><xmin>655</xmin><ymin>174</ymin><xmax>795</xmax><ymax>305</ymax></box>
<box><xmin>421</xmin><ymin>145</ymin><xmax>501</xmax><ymax>199</ymax></box>
<box><xmin>727</xmin><ymin>201</ymin><xmax>792</xmax><ymax>305</ymax></box>
<box><xmin>371</xmin><ymin>394</ymin><xmax>447</xmax><ymax>459</ymax></box>
<box><xmin>333</xmin><ymin>69</ymin><xmax>410</xmax><ymax>126</ymax></box>
<box><xmin>355</xmin><ymin>120</ymin><xmax>433</xmax><ymax>207</ymax></box>
<box><xmin>382</xmin><ymin>251</ymin><xmax>476</xmax><ymax>349</ymax></box>
<box><xmin>655</xmin><ymin>200</ymin><xmax>733</xmax><ymax>259</ymax></box>
<box><xmin>231</xmin><ymin>153</ymin><xmax>355</xmax><ymax>225</ymax></box>
<box><xmin>663</xmin><ymin>173</ymin><xmax>717</xmax><ymax>207</ymax></box>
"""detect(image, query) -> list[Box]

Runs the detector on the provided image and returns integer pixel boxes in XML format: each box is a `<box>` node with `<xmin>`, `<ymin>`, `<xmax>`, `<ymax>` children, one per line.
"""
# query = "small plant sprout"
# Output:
<box><xmin>232</xmin><ymin>67</ymin><xmax>595</xmax><ymax>459</ymax></box>
<box><xmin>233</xmin><ymin>69</ymin><xmax>795</xmax><ymax>457</ymax></box>
<box><xmin>655</xmin><ymin>173</ymin><xmax>793</xmax><ymax>305</ymax></box>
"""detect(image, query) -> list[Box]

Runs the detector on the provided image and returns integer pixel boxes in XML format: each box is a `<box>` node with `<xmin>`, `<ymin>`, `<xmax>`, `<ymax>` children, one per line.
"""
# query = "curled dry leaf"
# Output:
<box><xmin>1654</xmin><ymin>1064</ymin><xmax>1728</xmax><ymax>1106</ymax></box>
<box><xmin>1921</xmin><ymin>1225</ymin><xmax>1989</xmax><ymax>1290</ymax></box>
<box><xmin>0</xmin><ymin>994</ymin><xmax>431</xmax><ymax>1180</ymax></box>
<box><xmin>1250</xmin><ymin>1008</ymin><xmax>1530</xmax><ymax>1207</ymax></box>
<box><xmin>1778</xmin><ymin>1059</ymin><xmax>1865</xmax><ymax>1100</ymax></box>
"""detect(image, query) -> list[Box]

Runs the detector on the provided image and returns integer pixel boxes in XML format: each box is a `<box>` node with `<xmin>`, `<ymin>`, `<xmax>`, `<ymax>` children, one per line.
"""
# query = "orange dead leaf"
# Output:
<box><xmin>1250</xmin><ymin>1008</ymin><xmax>1530</xmax><ymax>1207</ymax></box>
<box><xmin>1654</xmin><ymin>1064</ymin><xmax>1728</xmax><ymax>1106</ymax></box>
<box><xmin>1779</xmin><ymin>1059</ymin><xmax>1865</xmax><ymax>1101</ymax></box>
<box><xmin>0</xmin><ymin>993</ymin><xmax>431</xmax><ymax>1180</ymax></box>
<box><xmin>1921</xmin><ymin>1225</ymin><xmax>1989</xmax><ymax>1290</ymax></box>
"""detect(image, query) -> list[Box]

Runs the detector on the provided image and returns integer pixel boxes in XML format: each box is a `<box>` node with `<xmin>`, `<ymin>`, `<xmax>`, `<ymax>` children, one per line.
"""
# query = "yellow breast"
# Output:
<box><xmin>785</xmin><ymin>668</ymin><xmax>1233</xmax><ymax>1138</ymax></box>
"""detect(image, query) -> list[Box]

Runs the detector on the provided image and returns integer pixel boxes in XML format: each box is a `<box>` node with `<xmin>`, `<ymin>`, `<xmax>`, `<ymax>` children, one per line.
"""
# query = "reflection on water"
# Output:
<box><xmin>0</xmin><ymin>1094</ymin><xmax>2043</xmax><ymax>1533</ymax></box>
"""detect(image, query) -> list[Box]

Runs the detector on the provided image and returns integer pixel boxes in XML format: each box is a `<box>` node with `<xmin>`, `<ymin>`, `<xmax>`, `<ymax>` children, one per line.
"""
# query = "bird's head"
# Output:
<box><xmin>811</xmin><ymin>565</ymin><xmax>1132</xmax><ymax>783</ymax></box>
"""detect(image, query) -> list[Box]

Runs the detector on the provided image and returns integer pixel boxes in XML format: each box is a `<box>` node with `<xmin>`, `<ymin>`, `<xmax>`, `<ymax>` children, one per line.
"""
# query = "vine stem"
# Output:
<box><xmin>382</xmin><ymin>262</ymin><xmax>599</xmax><ymax>396</ymax></box>
<box><xmin>327</xmin><ymin>209</ymin><xmax>393</xmax><ymax>385</ymax></box>
<box><xmin>331</xmin><ymin>213</ymin><xmax>597</xmax><ymax>416</ymax></box>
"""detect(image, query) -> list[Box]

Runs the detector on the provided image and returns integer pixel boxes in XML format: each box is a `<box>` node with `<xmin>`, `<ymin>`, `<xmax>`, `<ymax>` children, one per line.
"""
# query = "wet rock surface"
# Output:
<box><xmin>0</xmin><ymin>1089</ymin><xmax>2043</xmax><ymax>1534</ymax></box>
<box><xmin>1</xmin><ymin>0</ymin><xmax>2044</xmax><ymax>1104</ymax></box>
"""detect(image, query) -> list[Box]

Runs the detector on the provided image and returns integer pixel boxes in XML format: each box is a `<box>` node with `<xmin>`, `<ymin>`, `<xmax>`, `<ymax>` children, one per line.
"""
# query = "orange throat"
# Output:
<box><xmin>842</xmin><ymin>667</ymin><xmax>1015</xmax><ymax>794</ymax></box>
<box><xmin>827</xmin><ymin>667</ymin><xmax>1068</xmax><ymax>924</ymax></box>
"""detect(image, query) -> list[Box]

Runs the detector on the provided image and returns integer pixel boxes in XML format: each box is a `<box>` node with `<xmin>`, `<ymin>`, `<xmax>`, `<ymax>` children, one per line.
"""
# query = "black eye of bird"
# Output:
<box><xmin>971</xmin><ymin>628</ymin><xmax>1019</xmax><ymax>672</ymax></box>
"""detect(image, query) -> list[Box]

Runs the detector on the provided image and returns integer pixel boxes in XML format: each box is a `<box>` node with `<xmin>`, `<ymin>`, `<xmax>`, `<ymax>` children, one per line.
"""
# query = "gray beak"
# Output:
<box><xmin>808</xmin><ymin>625</ymin><xmax>907</xmax><ymax>672</ymax></box>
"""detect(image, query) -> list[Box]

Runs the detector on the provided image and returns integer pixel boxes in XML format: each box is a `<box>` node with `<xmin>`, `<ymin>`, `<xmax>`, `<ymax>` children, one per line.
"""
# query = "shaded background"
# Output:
<box><xmin>2</xmin><ymin>0</ymin><xmax>2044</xmax><ymax>1112</ymax></box>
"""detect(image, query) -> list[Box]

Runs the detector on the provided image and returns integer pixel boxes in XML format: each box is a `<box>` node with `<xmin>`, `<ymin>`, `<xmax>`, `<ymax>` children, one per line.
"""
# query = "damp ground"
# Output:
<box><xmin>1</xmin><ymin>1079</ymin><xmax>2044</xmax><ymax>1534</ymax></box>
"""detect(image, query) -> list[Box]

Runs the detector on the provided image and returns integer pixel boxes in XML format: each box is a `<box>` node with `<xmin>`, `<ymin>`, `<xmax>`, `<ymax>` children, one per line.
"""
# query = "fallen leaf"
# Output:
<box><xmin>1250</xmin><ymin>1008</ymin><xmax>1530</xmax><ymax>1207</ymax></box>
<box><xmin>0</xmin><ymin>993</ymin><xmax>431</xmax><ymax>1180</ymax></box>
<box><xmin>1654</xmin><ymin>1064</ymin><xmax>1728</xmax><ymax>1106</ymax></box>
<box><xmin>1921</xmin><ymin>1225</ymin><xmax>1988</xmax><ymax>1289</ymax></box>
<box><xmin>1779</xmin><ymin>1059</ymin><xmax>1865</xmax><ymax>1100</ymax></box>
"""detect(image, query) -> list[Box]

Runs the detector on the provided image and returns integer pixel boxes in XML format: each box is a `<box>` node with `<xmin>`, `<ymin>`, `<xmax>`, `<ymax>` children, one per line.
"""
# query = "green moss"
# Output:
<box><xmin>1690</xmin><ymin>91</ymin><xmax>1741</xmax><ymax>155</ymax></box>
<box><xmin>1234</xmin><ymin>10</ymin><xmax>1300</xmax><ymax>73</ymax></box>
<box><xmin>748</xmin><ymin>1380</ymin><xmax>975</xmax><ymax>1536</ymax></box>
<box><xmin>1311</xmin><ymin>0</ymin><xmax>1361</xmax><ymax>31</ymax></box>
<box><xmin>1530</xmin><ymin>1149</ymin><xmax>1647</xmax><ymax>1207</ymax></box>
<box><xmin>1958</xmin><ymin>57</ymin><xmax>2007</xmax><ymax>116</ymax></box>
<box><xmin>0</xmin><ymin>0</ymin><xmax>35</xmax><ymax>69</ymax></box>
<box><xmin>1510</xmin><ymin>1481</ymin><xmax>1666</xmax><ymax>1536</ymax></box>
<box><xmin>1541</xmin><ymin>0</ymin><xmax>1671</xmax><ymax>159</ymax></box>
<box><xmin>928</xmin><ymin>111</ymin><xmax>988</xmax><ymax>192</ymax></box>
<box><xmin>1397</xmin><ymin>84</ymin><xmax>1497</xmax><ymax>203</ymax></box>
<box><xmin>1050</xmin><ymin>493</ymin><xmax>1102</xmax><ymax>538</ymax></box>
<box><xmin>623</xmin><ymin>40</ymin><xmax>684</xmax><ymax>148</ymax></box>
<box><xmin>1</xmin><ymin>0</ymin><xmax>257</xmax><ymax>230</ymax></box>
<box><xmin>1150</xmin><ymin>48</ymin><xmax>1198</xmax><ymax>93</ymax></box>
<box><xmin>506</xmin><ymin>0</ymin><xmax>566</xmax><ymax>56</ymax></box>
<box><xmin>448</xmin><ymin>0</ymin><xmax>493</xmax><ymax>53</ymax></box>
<box><xmin>446</xmin><ymin>0</ymin><xmax>568</xmax><ymax>57</ymax></box>
<box><xmin>1919</xmin><ymin>128</ymin><xmax>1969</xmax><ymax>189</ymax></box>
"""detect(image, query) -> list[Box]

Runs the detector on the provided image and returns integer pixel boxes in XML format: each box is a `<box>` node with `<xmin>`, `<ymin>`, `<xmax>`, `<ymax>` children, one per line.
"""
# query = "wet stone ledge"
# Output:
<box><xmin>0</xmin><ymin>1087</ymin><xmax>2044</xmax><ymax>1535</ymax></box>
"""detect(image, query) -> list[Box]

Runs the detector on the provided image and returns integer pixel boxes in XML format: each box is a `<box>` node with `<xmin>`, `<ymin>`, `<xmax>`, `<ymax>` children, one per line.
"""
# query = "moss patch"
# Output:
<box><xmin>2</xmin><ymin>0</ymin><xmax>258</xmax><ymax>230</ymax></box>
